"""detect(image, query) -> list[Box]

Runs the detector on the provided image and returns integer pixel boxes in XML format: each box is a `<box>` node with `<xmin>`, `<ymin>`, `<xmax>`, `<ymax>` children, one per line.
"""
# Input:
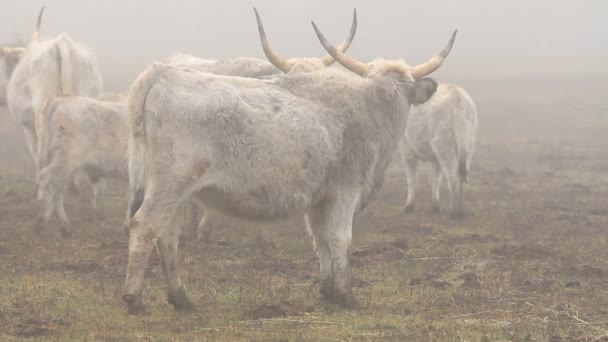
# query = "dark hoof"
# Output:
<box><xmin>319</xmin><ymin>278</ymin><xmax>334</xmax><ymax>300</ymax></box>
<box><xmin>33</xmin><ymin>219</ymin><xmax>46</xmax><ymax>233</ymax></box>
<box><xmin>60</xmin><ymin>228</ymin><xmax>72</xmax><ymax>238</ymax></box>
<box><xmin>168</xmin><ymin>289</ymin><xmax>194</xmax><ymax>311</ymax></box>
<box><xmin>402</xmin><ymin>204</ymin><xmax>415</xmax><ymax>214</ymax></box>
<box><xmin>319</xmin><ymin>279</ymin><xmax>356</xmax><ymax>308</ymax></box>
<box><xmin>449</xmin><ymin>210</ymin><xmax>467</xmax><ymax>220</ymax></box>
<box><xmin>123</xmin><ymin>294</ymin><xmax>148</xmax><ymax>315</ymax></box>
<box><xmin>67</xmin><ymin>181</ymin><xmax>80</xmax><ymax>196</ymax></box>
<box><xmin>123</xmin><ymin>225</ymin><xmax>130</xmax><ymax>238</ymax></box>
<box><xmin>430</xmin><ymin>205</ymin><xmax>440</xmax><ymax>215</ymax></box>
<box><xmin>334</xmin><ymin>292</ymin><xmax>358</xmax><ymax>309</ymax></box>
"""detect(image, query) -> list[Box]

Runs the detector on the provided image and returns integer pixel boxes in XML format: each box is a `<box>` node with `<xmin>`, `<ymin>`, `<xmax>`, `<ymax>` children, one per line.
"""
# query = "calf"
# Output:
<box><xmin>36</xmin><ymin>96</ymin><xmax>127</xmax><ymax>236</ymax></box>
<box><xmin>399</xmin><ymin>84</ymin><xmax>478</xmax><ymax>217</ymax></box>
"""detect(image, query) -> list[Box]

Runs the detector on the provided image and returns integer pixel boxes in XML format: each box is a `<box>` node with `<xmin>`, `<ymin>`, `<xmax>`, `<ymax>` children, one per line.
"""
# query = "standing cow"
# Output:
<box><xmin>0</xmin><ymin>6</ymin><xmax>44</xmax><ymax>106</ymax></box>
<box><xmin>7</xmin><ymin>7</ymin><xmax>103</xmax><ymax>175</ymax></box>
<box><xmin>121</xmin><ymin>16</ymin><xmax>456</xmax><ymax>313</ymax></box>
<box><xmin>400</xmin><ymin>84</ymin><xmax>478</xmax><ymax>218</ymax></box>
<box><xmin>125</xmin><ymin>8</ymin><xmax>359</xmax><ymax>241</ymax></box>
<box><xmin>36</xmin><ymin>96</ymin><xmax>128</xmax><ymax>237</ymax></box>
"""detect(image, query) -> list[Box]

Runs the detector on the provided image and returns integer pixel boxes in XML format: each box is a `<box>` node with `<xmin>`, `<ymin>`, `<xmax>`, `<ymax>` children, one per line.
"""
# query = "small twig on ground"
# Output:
<box><xmin>411</xmin><ymin>256</ymin><xmax>461</xmax><ymax>261</ymax></box>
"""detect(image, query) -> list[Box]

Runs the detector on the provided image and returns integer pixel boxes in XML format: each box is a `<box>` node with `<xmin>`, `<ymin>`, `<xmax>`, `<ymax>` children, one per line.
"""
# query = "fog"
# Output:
<box><xmin>2</xmin><ymin>1</ymin><xmax>607</xmax><ymax>89</ymax></box>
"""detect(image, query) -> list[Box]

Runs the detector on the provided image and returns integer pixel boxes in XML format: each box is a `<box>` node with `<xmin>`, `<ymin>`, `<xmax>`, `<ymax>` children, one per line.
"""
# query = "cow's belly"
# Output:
<box><xmin>193</xmin><ymin>186</ymin><xmax>308</xmax><ymax>222</ymax></box>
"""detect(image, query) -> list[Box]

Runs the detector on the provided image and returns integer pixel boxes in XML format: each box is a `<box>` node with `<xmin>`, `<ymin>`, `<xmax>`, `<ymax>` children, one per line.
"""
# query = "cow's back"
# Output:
<box><xmin>7</xmin><ymin>33</ymin><xmax>103</xmax><ymax>125</ymax></box>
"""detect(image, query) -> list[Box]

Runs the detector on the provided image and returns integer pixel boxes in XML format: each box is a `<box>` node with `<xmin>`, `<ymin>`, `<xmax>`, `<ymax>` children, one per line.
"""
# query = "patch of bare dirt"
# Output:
<box><xmin>12</xmin><ymin>318</ymin><xmax>66</xmax><ymax>337</ymax></box>
<box><xmin>589</xmin><ymin>208</ymin><xmax>608</xmax><ymax>216</ymax></box>
<box><xmin>491</xmin><ymin>241</ymin><xmax>553</xmax><ymax>259</ymax></box>
<box><xmin>409</xmin><ymin>274</ymin><xmax>451</xmax><ymax>289</ymax></box>
<box><xmin>567</xmin><ymin>264</ymin><xmax>606</xmax><ymax>279</ymax></box>
<box><xmin>447</xmin><ymin>234</ymin><xmax>499</xmax><ymax>244</ymax></box>
<box><xmin>459</xmin><ymin>272</ymin><xmax>482</xmax><ymax>288</ymax></box>
<box><xmin>40</xmin><ymin>260</ymin><xmax>105</xmax><ymax>274</ymax></box>
<box><xmin>246</xmin><ymin>302</ymin><xmax>313</xmax><ymax>320</ymax></box>
<box><xmin>352</xmin><ymin>239</ymin><xmax>408</xmax><ymax>266</ymax></box>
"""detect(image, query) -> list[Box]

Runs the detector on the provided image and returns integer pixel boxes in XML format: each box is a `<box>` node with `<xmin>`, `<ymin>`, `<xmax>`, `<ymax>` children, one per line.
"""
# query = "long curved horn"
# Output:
<box><xmin>320</xmin><ymin>8</ymin><xmax>358</xmax><ymax>66</ymax></box>
<box><xmin>32</xmin><ymin>5</ymin><xmax>45</xmax><ymax>41</ymax></box>
<box><xmin>410</xmin><ymin>29</ymin><xmax>457</xmax><ymax>79</ymax></box>
<box><xmin>312</xmin><ymin>21</ymin><xmax>369</xmax><ymax>76</ymax></box>
<box><xmin>253</xmin><ymin>7</ymin><xmax>291</xmax><ymax>73</ymax></box>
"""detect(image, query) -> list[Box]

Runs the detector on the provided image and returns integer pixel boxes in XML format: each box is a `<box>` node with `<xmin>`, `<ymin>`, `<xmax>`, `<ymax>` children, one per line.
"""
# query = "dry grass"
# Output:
<box><xmin>1</xmin><ymin>67</ymin><xmax>608</xmax><ymax>341</ymax></box>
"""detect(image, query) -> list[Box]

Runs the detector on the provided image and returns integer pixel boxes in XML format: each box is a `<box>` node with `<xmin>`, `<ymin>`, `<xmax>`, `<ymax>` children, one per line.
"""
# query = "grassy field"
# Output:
<box><xmin>1</xmin><ymin>65</ymin><xmax>608</xmax><ymax>341</ymax></box>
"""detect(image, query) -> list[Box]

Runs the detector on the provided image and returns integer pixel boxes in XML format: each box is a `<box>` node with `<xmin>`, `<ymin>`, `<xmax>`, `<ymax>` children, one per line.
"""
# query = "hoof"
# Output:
<box><xmin>67</xmin><ymin>181</ymin><xmax>80</xmax><ymax>196</ymax></box>
<box><xmin>402</xmin><ymin>204</ymin><xmax>415</xmax><ymax>214</ymax></box>
<box><xmin>59</xmin><ymin>228</ymin><xmax>72</xmax><ymax>238</ymax></box>
<box><xmin>430</xmin><ymin>205</ymin><xmax>440</xmax><ymax>215</ymax></box>
<box><xmin>168</xmin><ymin>288</ymin><xmax>194</xmax><ymax>311</ymax></box>
<box><xmin>449</xmin><ymin>209</ymin><xmax>467</xmax><ymax>220</ymax></box>
<box><xmin>33</xmin><ymin>219</ymin><xmax>46</xmax><ymax>233</ymax></box>
<box><xmin>123</xmin><ymin>294</ymin><xmax>148</xmax><ymax>315</ymax></box>
<box><xmin>319</xmin><ymin>278</ymin><xmax>334</xmax><ymax>301</ymax></box>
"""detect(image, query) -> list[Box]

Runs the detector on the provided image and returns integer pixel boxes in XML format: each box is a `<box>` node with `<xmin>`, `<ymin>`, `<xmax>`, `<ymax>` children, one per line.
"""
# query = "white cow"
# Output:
<box><xmin>7</xmin><ymin>7</ymin><xmax>103</xmax><ymax>174</ymax></box>
<box><xmin>121</xmin><ymin>21</ymin><xmax>456</xmax><ymax>313</ymax></box>
<box><xmin>400</xmin><ymin>84</ymin><xmax>478</xmax><ymax>218</ymax></box>
<box><xmin>35</xmin><ymin>96</ymin><xmax>128</xmax><ymax>237</ymax></box>
<box><xmin>125</xmin><ymin>8</ymin><xmax>359</xmax><ymax>240</ymax></box>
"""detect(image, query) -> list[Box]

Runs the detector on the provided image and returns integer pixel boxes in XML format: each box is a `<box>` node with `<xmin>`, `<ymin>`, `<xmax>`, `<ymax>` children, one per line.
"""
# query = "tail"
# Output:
<box><xmin>35</xmin><ymin>97</ymin><xmax>60</xmax><ymax>192</ymax></box>
<box><xmin>452</xmin><ymin>88</ymin><xmax>477</xmax><ymax>184</ymax></box>
<box><xmin>32</xmin><ymin>5</ymin><xmax>45</xmax><ymax>41</ymax></box>
<box><xmin>55</xmin><ymin>34</ymin><xmax>73</xmax><ymax>95</ymax></box>
<box><xmin>126</xmin><ymin>63</ymin><xmax>166</xmax><ymax>221</ymax></box>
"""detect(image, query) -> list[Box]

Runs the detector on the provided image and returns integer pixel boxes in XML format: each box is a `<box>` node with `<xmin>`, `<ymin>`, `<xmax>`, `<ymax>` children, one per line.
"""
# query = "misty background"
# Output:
<box><xmin>2</xmin><ymin>0</ymin><xmax>607</xmax><ymax>91</ymax></box>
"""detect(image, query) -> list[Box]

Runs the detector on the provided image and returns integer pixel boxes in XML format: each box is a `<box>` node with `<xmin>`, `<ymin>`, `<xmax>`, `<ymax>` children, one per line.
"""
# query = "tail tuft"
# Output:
<box><xmin>458</xmin><ymin>159</ymin><xmax>468</xmax><ymax>183</ymax></box>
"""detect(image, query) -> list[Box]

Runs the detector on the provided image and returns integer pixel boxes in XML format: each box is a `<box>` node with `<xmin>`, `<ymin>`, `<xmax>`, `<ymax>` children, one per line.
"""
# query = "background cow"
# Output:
<box><xmin>7</xmin><ymin>7</ymin><xmax>103</xmax><ymax>175</ymax></box>
<box><xmin>36</xmin><ymin>96</ymin><xmax>127</xmax><ymax>237</ymax></box>
<box><xmin>400</xmin><ymin>84</ymin><xmax>478</xmax><ymax>218</ymax></box>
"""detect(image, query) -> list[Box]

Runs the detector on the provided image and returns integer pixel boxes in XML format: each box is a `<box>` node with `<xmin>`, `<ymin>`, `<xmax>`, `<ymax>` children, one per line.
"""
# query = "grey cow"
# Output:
<box><xmin>6</xmin><ymin>7</ymin><xmax>103</xmax><ymax>176</ymax></box>
<box><xmin>400</xmin><ymin>84</ymin><xmax>478</xmax><ymax>217</ymax></box>
<box><xmin>121</xmin><ymin>18</ymin><xmax>456</xmax><ymax>313</ymax></box>
<box><xmin>36</xmin><ymin>96</ymin><xmax>127</xmax><ymax>237</ymax></box>
<box><xmin>125</xmin><ymin>8</ymin><xmax>359</xmax><ymax>240</ymax></box>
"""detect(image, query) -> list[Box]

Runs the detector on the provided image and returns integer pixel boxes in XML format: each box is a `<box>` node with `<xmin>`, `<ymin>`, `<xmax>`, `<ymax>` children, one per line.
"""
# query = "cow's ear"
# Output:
<box><xmin>409</xmin><ymin>77</ymin><xmax>437</xmax><ymax>105</ymax></box>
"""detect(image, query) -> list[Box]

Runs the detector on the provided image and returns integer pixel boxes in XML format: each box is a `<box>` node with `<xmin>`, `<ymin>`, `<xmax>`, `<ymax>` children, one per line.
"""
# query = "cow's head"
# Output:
<box><xmin>0</xmin><ymin>47</ymin><xmax>25</xmax><ymax>105</ymax></box>
<box><xmin>312</xmin><ymin>22</ymin><xmax>457</xmax><ymax>107</ymax></box>
<box><xmin>254</xmin><ymin>8</ymin><xmax>357</xmax><ymax>73</ymax></box>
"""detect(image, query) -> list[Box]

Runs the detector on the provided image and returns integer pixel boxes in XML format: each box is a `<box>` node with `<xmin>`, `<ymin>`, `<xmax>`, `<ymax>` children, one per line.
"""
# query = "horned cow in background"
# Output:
<box><xmin>121</xmin><ymin>12</ymin><xmax>456</xmax><ymax>312</ymax></box>
<box><xmin>400</xmin><ymin>84</ymin><xmax>478</xmax><ymax>218</ymax></box>
<box><xmin>7</xmin><ymin>6</ymin><xmax>103</xmax><ymax>175</ymax></box>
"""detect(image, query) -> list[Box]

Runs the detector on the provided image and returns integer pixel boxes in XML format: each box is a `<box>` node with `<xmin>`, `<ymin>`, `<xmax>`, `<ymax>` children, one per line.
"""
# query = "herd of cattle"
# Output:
<box><xmin>0</xmin><ymin>7</ymin><xmax>478</xmax><ymax>313</ymax></box>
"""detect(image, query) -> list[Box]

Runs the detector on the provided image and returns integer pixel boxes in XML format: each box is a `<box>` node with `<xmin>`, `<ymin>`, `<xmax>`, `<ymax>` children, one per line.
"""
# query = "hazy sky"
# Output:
<box><xmin>1</xmin><ymin>1</ymin><xmax>606</xmax><ymax>73</ymax></box>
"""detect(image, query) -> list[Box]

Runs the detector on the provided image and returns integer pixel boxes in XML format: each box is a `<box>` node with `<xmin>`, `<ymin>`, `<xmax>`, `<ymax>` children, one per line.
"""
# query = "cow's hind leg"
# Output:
<box><xmin>157</xmin><ymin>226</ymin><xmax>193</xmax><ymax>310</ymax></box>
<box><xmin>22</xmin><ymin>123</ymin><xmax>39</xmax><ymax>187</ymax></box>
<box><xmin>429</xmin><ymin>161</ymin><xmax>443</xmax><ymax>214</ymax></box>
<box><xmin>123</xmin><ymin>184</ymin><xmax>186</xmax><ymax>314</ymax></box>
<box><xmin>91</xmin><ymin>178</ymin><xmax>106</xmax><ymax>220</ymax></box>
<box><xmin>402</xmin><ymin>151</ymin><xmax>419</xmax><ymax>213</ymax></box>
<box><xmin>432</xmin><ymin>137</ymin><xmax>465</xmax><ymax>219</ymax></box>
<box><xmin>35</xmin><ymin>181</ymin><xmax>56</xmax><ymax>233</ymax></box>
<box><xmin>55</xmin><ymin>193</ymin><xmax>72</xmax><ymax>237</ymax></box>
